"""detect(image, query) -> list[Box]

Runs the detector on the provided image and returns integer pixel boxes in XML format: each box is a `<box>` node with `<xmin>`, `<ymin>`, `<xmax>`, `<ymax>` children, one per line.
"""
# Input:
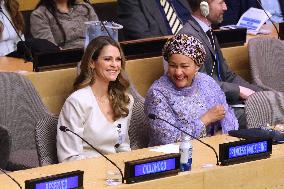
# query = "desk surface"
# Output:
<box><xmin>1</xmin><ymin>135</ymin><xmax>284</xmax><ymax>189</ymax></box>
<box><xmin>246</xmin><ymin>23</ymin><xmax>279</xmax><ymax>42</ymax></box>
<box><xmin>0</xmin><ymin>57</ymin><xmax>33</xmax><ymax>73</ymax></box>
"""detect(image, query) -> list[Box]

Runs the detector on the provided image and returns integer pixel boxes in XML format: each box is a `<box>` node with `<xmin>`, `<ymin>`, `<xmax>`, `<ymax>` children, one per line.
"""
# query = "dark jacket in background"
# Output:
<box><xmin>117</xmin><ymin>0</ymin><xmax>190</xmax><ymax>40</ymax></box>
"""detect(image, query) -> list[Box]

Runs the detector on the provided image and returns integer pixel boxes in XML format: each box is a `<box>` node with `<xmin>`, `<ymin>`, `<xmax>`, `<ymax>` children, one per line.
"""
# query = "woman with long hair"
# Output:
<box><xmin>0</xmin><ymin>0</ymin><xmax>25</xmax><ymax>56</ymax></box>
<box><xmin>57</xmin><ymin>36</ymin><xmax>133</xmax><ymax>162</ymax></box>
<box><xmin>30</xmin><ymin>0</ymin><xmax>98</xmax><ymax>49</ymax></box>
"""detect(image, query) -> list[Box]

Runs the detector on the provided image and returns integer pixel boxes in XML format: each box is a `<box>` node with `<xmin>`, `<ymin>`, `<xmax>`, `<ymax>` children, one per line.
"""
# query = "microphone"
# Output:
<box><xmin>59</xmin><ymin>126</ymin><xmax>125</xmax><ymax>183</ymax></box>
<box><xmin>148</xmin><ymin>114</ymin><xmax>220</xmax><ymax>165</ymax></box>
<box><xmin>255</xmin><ymin>0</ymin><xmax>280</xmax><ymax>39</ymax></box>
<box><xmin>0</xmin><ymin>7</ymin><xmax>33</xmax><ymax>61</ymax></box>
<box><xmin>0</xmin><ymin>167</ymin><xmax>22</xmax><ymax>189</ymax></box>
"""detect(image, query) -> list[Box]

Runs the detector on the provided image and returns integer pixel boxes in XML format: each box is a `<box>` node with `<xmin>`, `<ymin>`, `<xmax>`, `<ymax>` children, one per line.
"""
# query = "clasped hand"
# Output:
<box><xmin>201</xmin><ymin>105</ymin><xmax>225</xmax><ymax>126</ymax></box>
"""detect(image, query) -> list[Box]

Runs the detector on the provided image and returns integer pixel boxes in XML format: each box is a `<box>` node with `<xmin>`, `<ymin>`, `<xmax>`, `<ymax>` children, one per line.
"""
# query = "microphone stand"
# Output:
<box><xmin>59</xmin><ymin>126</ymin><xmax>125</xmax><ymax>183</ymax></box>
<box><xmin>0</xmin><ymin>167</ymin><xmax>22</xmax><ymax>189</ymax></box>
<box><xmin>148</xmin><ymin>114</ymin><xmax>220</xmax><ymax>165</ymax></box>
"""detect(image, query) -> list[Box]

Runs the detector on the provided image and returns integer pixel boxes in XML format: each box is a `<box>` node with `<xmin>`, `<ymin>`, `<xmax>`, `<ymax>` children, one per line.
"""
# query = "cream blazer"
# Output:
<box><xmin>57</xmin><ymin>86</ymin><xmax>134</xmax><ymax>162</ymax></box>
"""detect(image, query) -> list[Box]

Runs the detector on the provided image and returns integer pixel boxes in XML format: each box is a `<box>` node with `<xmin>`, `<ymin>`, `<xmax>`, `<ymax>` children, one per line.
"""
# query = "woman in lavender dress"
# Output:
<box><xmin>145</xmin><ymin>34</ymin><xmax>238</xmax><ymax>146</ymax></box>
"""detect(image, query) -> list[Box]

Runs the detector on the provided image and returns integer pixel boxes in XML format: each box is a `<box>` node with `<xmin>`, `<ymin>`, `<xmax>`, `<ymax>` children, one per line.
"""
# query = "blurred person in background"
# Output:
<box><xmin>117</xmin><ymin>0</ymin><xmax>191</xmax><ymax>40</ymax></box>
<box><xmin>30</xmin><ymin>0</ymin><xmax>98</xmax><ymax>49</ymax></box>
<box><xmin>0</xmin><ymin>0</ymin><xmax>25</xmax><ymax>56</ymax></box>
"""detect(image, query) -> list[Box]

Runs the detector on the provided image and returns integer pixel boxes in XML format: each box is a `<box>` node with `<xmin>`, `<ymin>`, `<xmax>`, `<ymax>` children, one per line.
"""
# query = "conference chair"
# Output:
<box><xmin>245</xmin><ymin>91</ymin><xmax>284</xmax><ymax>129</ymax></box>
<box><xmin>248</xmin><ymin>37</ymin><xmax>284</xmax><ymax>92</ymax></box>
<box><xmin>127</xmin><ymin>76</ymin><xmax>149</xmax><ymax>149</ymax></box>
<box><xmin>0</xmin><ymin>124</ymin><xmax>10</xmax><ymax>169</ymax></box>
<box><xmin>125</xmin><ymin>56</ymin><xmax>164</xmax><ymax>149</ymax></box>
<box><xmin>35</xmin><ymin>116</ymin><xmax>59</xmax><ymax>166</ymax></box>
<box><xmin>0</xmin><ymin>72</ymin><xmax>54</xmax><ymax>170</ymax></box>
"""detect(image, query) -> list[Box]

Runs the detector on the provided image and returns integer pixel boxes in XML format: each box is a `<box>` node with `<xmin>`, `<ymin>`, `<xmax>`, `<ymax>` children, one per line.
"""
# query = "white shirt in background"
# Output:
<box><xmin>0</xmin><ymin>1</ymin><xmax>24</xmax><ymax>56</ymax></box>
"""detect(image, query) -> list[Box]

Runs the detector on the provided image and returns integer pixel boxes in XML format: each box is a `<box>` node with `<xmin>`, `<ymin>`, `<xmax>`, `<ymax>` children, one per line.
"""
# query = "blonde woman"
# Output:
<box><xmin>57</xmin><ymin>36</ymin><xmax>133</xmax><ymax>162</ymax></box>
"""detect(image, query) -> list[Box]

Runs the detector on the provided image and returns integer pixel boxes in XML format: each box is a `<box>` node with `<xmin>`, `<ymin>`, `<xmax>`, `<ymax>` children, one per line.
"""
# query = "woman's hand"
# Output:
<box><xmin>239</xmin><ymin>86</ymin><xmax>255</xmax><ymax>100</ymax></box>
<box><xmin>201</xmin><ymin>105</ymin><xmax>225</xmax><ymax>126</ymax></box>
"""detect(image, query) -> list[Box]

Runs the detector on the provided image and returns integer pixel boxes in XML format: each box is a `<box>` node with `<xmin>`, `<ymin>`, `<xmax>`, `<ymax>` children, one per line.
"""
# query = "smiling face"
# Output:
<box><xmin>207</xmin><ymin>0</ymin><xmax>227</xmax><ymax>24</ymax></box>
<box><xmin>90</xmin><ymin>45</ymin><xmax>122</xmax><ymax>84</ymax></box>
<box><xmin>167</xmin><ymin>54</ymin><xmax>200</xmax><ymax>88</ymax></box>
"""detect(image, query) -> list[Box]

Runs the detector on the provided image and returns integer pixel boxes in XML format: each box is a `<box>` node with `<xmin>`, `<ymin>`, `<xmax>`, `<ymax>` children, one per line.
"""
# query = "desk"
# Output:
<box><xmin>1</xmin><ymin>135</ymin><xmax>284</xmax><ymax>189</ymax></box>
<box><xmin>0</xmin><ymin>57</ymin><xmax>33</xmax><ymax>73</ymax></box>
<box><xmin>246</xmin><ymin>24</ymin><xmax>279</xmax><ymax>42</ymax></box>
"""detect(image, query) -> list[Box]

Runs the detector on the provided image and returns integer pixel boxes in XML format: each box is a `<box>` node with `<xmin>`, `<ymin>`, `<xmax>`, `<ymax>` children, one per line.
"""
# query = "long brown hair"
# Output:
<box><xmin>3</xmin><ymin>0</ymin><xmax>25</xmax><ymax>33</ymax></box>
<box><xmin>74</xmin><ymin>36</ymin><xmax>130</xmax><ymax>120</ymax></box>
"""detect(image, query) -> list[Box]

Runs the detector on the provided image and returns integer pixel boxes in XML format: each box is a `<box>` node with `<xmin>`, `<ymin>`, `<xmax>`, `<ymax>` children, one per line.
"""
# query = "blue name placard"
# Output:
<box><xmin>124</xmin><ymin>153</ymin><xmax>180</xmax><ymax>184</ymax></box>
<box><xmin>134</xmin><ymin>158</ymin><xmax>176</xmax><ymax>177</ymax></box>
<box><xmin>229</xmin><ymin>141</ymin><xmax>268</xmax><ymax>159</ymax></box>
<box><xmin>25</xmin><ymin>170</ymin><xmax>84</xmax><ymax>189</ymax></box>
<box><xmin>219</xmin><ymin>138</ymin><xmax>272</xmax><ymax>166</ymax></box>
<box><xmin>35</xmin><ymin>176</ymin><xmax>79</xmax><ymax>189</ymax></box>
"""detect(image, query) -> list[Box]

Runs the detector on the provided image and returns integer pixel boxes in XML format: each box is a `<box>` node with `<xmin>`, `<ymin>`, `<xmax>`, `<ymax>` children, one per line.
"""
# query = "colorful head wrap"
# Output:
<box><xmin>162</xmin><ymin>34</ymin><xmax>206</xmax><ymax>66</ymax></box>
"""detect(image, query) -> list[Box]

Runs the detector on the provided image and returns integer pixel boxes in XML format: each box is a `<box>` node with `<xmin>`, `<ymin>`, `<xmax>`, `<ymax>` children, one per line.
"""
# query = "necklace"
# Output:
<box><xmin>93</xmin><ymin>92</ymin><xmax>109</xmax><ymax>104</ymax></box>
<box><xmin>95</xmin><ymin>96</ymin><xmax>109</xmax><ymax>104</ymax></box>
<box><xmin>92</xmin><ymin>87</ymin><xmax>110</xmax><ymax>104</ymax></box>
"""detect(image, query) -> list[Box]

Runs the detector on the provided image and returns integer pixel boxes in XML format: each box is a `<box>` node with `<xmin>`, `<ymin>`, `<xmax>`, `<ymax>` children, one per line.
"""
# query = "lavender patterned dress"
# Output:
<box><xmin>145</xmin><ymin>72</ymin><xmax>239</xmax><ymax>146</ymax></box>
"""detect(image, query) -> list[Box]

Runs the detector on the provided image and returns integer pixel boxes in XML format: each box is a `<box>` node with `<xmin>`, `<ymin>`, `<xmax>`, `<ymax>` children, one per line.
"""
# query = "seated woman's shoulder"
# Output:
<box><xmin>74</xmin><ymin>1</ymin><xmax>94</xmax><ymax>11</ymax></box>
<box><xmin>197</xmin><ymin>72</ymin><xmax>218</xmax><ymax>84</ymax></box>
<box><xmin>150</xmin><ymin>75</ymin><xmax>168</xmax><ymax>88</ymax></box>
<box><xmin>31</xmin><ymin>5</ymin><xmax>51</xmax><ymax>17</ymax></box>
<box><xmin>32</xmin><ymin>5</ymin><xmax>47</xmax><ymax>12</ymax></box>
<box><xmin>77</xmin><ymin>1</ymin><xmax>93</xmax><ymax>7</ymax></box>
<box><xmin>66</xmin><ymin>86</ymin><xmax>92</xmax><ymax>104</ymax></box>
<box><xmin>74</xmin><ymin>1</ymin><xmax>98</xmax><ymax>20</ymax></box>
<box><xmin>145</xmin><ymin>76</ymin><xmax>173</xmax><ymax>101</ymax></box>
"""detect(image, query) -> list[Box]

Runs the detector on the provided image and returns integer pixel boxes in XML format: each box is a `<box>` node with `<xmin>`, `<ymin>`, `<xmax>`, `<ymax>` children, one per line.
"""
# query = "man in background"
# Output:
<box><xmin>179</xmin><ymin>0</ymin><xmax>263</xmax><ymax>129</ymax></box>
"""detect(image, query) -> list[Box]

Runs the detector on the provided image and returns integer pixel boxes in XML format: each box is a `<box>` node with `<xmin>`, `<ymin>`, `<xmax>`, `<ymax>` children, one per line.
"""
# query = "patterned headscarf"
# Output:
<box><xmin>162</xmin><ymin>34</ymin><xmax>206</xmax><ymax>66</ymax></box>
